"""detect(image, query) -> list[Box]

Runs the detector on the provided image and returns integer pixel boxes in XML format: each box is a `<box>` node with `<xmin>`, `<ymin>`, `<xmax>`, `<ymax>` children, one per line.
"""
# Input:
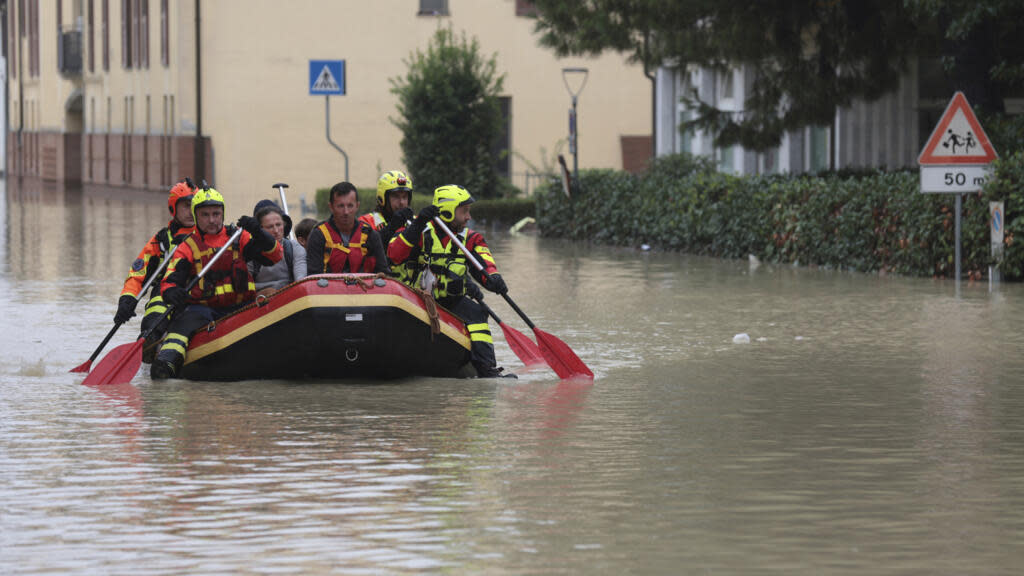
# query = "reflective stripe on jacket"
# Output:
<box><xmin>120</xmin><ymin>221</ymin><xmax>195</xmax><ymax>298</ymax></box>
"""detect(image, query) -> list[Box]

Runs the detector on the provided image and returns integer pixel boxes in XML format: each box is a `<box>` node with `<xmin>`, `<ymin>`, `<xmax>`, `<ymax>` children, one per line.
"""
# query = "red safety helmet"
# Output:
<box><xmin>167</xmin><ymin>179</ymin><xmax>196</xmax><ymax>215</ymax></box>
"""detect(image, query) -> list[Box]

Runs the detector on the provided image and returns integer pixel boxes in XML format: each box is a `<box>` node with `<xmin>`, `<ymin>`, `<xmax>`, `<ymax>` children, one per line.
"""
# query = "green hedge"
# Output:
<box><xmin>536</xmin><ymin>152</ymin><xmax>1024</xmax><ymax>280</ymax></box>
<box><xmin>314</xmin><ymin>187</ymin><xmax>535</xmax><ymax>227</ymax></box>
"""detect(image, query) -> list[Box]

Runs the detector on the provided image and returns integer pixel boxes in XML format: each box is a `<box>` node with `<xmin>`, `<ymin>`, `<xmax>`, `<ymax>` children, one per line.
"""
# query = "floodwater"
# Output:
<box><xmin>3</xmin><ymin>180</ymin><xmax>1024</xmax><ymax>575</ymax></box>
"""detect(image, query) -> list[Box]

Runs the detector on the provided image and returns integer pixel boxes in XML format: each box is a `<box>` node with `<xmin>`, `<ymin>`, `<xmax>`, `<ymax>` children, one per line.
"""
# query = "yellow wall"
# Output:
<box><xmin>10</xmin><ymin>0</ymin><xmax>651</xmax><ymax>212</ymax></box>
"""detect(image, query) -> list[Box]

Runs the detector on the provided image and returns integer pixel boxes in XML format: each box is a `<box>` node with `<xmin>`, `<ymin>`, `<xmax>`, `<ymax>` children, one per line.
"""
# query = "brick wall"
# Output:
<box><xmin>621</xmin><ymin>135</ymin><xmax>653</xmax><ymax>174</ymax></box>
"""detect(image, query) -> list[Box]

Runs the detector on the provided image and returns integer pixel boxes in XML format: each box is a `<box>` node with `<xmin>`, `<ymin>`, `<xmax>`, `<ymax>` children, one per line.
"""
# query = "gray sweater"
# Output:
<box><xmin>249</xmin><ymin>238</ymin><xmax>307</xmax><ymax>292</ymax></box>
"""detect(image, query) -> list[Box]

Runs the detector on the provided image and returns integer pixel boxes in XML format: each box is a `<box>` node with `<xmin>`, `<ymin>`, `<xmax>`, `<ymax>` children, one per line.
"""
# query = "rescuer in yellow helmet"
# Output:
<box><xmin>388</xmin><ymin>184</ymin><xmax>514</xmax><ymax>379</ymax></box>
<box><xmin>150</xmin><ymin>186</ymin><xmax>283</xmax><ymax>379</ymax></box>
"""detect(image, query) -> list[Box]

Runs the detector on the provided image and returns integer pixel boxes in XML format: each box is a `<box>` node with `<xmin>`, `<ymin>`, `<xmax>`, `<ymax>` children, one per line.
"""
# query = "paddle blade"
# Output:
<box><xmin>69</xmin><ymin>360</ymin><xmax>92</xmax><ymax>373</ymax></box>
<box><xmin>81</xmin><ymin>339</ymin><xmax>145</xmax><ymax>387</ymax></box>
<box><xmin>498</xmin><ymin>322</ymin><xmax>545</xmax><ymax>368</ymax></box>
<box><xmin>534</xmin><ymin>328</ymin><xmax>594</xmax><ymax>380</ymax></box>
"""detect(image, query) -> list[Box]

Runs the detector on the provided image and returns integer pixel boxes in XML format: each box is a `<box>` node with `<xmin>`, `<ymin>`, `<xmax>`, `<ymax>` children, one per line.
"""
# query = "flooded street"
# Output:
<box><xmin>4</xmin><ymin>180</ymin><xmax>1024</xmax><ymax>574</ymax></box>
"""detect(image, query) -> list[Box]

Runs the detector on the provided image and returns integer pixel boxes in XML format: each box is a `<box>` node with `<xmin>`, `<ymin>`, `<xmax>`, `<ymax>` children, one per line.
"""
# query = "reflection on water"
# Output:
<box><xmin>4</xmin><ymin>180</ymin><xmax>1024</xmax><ymax>574</ymax></box>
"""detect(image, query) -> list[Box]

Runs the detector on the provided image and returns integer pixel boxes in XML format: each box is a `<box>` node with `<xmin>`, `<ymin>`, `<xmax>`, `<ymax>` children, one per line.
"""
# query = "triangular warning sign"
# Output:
<box><xmin>918</xmin><ymin>92</ymin><xmax>998</xmax><ymax>165</ymax></box>
<box><xmin>312</xmin><ymin>65</ymin><xmax>340</xmax><ymax>92</ymax></box>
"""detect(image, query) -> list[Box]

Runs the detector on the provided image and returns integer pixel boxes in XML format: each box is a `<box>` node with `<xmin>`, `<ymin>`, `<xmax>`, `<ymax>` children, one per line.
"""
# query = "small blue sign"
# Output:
<box><xmin>309</xmin><ymin>60</ymin><xmax>345</xmax><ymax>95</ymax></box>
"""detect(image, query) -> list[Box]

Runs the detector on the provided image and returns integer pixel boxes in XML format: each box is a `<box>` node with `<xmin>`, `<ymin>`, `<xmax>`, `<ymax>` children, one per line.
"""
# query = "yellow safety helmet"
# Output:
<box><xmin>432</xmin><ymin>185</ymin><xmax>475</xmax><ymax>223</ymax></box>
<box><xmin>376</xmin><ymin>170</ymin><xmax>413</xmax><ymax>210</ymax></box>
<box><xmin>191</xmin><ymin>187</ymin><xmax>226</xmax><ymax>221</ymax></box>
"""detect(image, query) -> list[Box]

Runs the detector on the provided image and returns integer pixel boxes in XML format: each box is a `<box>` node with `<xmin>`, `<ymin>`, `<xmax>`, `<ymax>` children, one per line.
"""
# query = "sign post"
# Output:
<box><xmin>918</xmin><ymin>92</ymin><xmax>999</xmax><ymax>285</ymax></box>
<box><xmin>310</xmin><ymin>60</ymin><xmax>349</xmax><ymax>182</ymax></box>
<box><xmin>990</xmin><ymin>201</ymin><xmax>1005</xmax><ymax>285</ymax></box>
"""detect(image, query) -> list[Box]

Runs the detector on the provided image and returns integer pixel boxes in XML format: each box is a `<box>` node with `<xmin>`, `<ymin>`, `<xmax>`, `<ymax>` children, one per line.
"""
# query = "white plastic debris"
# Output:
<box><xmin>732</xmin><ymin>333</ymin><xmax>751</xmax><ymax>344</ymax></box>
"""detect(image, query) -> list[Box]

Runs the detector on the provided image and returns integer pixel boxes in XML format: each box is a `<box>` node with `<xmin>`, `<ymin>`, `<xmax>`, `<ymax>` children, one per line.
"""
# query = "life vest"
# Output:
<box><xmin>358</xmin><ymin>211</ymin><xmax>387</xmax><ymax>232</ymax></box>
<box><xmin>419</xmin><ymin>224</ymin><xmax>473</xmax><ymax>300</ymax></box>
<box><xmin>318</xmin><ymin>220</ymin><xmax>376</xmax><ymax>273</ymax></box>
<box><xmin>394</xmin><ymin>244</ymin><xmax>424</xmax><ymax>288</ymax></box>
<box><xmin>183</xmin><ymin>226</ymin><xmax>256</xmax><ymax>308</ymax></box>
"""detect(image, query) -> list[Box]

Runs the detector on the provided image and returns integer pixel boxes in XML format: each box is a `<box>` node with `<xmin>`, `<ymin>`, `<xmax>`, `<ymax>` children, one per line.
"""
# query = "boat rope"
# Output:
<box><xmin>412</xmin><ymin>287</ymin><xmax>441</xmax><ymax>339</ymax></box>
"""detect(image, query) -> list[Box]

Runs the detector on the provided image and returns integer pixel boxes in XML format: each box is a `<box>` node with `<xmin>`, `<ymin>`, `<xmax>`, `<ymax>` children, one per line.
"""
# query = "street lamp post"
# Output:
<box><xmin>562</xmin><ymin>67</ymin><xmax>589</xmax><ymax>186</ymax></box>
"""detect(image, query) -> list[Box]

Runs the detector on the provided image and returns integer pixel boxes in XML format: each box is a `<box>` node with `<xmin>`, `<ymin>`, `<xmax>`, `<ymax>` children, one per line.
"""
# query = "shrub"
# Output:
<box><xmin>535</xmin><ymin>152</ymin><xmax>1024</xmax><ymax>280</ymax></box>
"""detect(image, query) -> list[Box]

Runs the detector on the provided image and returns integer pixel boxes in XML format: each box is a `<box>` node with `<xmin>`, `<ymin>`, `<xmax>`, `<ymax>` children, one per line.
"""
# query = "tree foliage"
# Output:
<box><xmin>530</xmin><ymin>0</ymin><xmax>1023</xmax><ymax>152</ymax></box>
<box><xmin>390</xmin><ymin>27</ymin><xmax>506</xmax><ymax>198</ymax></box>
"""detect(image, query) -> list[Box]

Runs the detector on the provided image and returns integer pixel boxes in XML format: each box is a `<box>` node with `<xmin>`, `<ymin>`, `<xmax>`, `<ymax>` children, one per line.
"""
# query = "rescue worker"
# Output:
<box><xmin>305</xmin><ymin>181</ymin><xmax>389</xmax><ymax>275</ymax></box>
<box><xmin>151</xmin><ymin>187</ymin><xmax>283</xmax><ymax>379</ymax></box>
<box><xmin>358</xmin><ymin>170</ymin><xmax>415</xmax><ymax>248</ymax></box>
<box><xmin>388</xmin><ymin>184</ymin><xmax>515</xmax><ymax>379</ymax></box>
<box><xmin>114</xmin><ymin>179</ymin><xmax>196</xmax><ymax>362</ymax></box>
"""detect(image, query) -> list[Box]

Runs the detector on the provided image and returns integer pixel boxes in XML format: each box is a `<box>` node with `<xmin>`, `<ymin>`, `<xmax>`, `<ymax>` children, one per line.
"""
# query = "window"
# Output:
<box><xmin>492</xmin><ymin>96</ymin><xmax>511</xmax><ymax>179</ymax></box>
<box><xmin>121</xmin><ymin>0</ymin><xmax>132</xmax><ymax>68</ymax></box>
<box><xmin>29</xmin><ymin>0</ymin><xmax>38</xmax><ymax>77</ymax></box>
<box><xmin>102</xmin><ymin>0</ymin><xmax>109</xmax><ymax>70</ymax></box>
<box><xmin>56</xmin><ymin>0</ymin><xmax>62</xmax><ymax>70</ymax></box>
<box><xmin>721</xmin><ymin>69</ymin><xmax>734</xmax><ymax>100</ymax></box>
<box><xmin>88</xmin><ymin>0</ymin><xmax>94</xmax><ymax>72</ymax></box>
<box><xmin>160</xmin><ymin>0</ymin><xmax>168</xmax><ymax>66</ymax></box>
<box><xmin>515</xmin><ymin>0</ymin><xmax>537</xmax><ymax>17</ymax></box>
<box><xmin>9</xmin><ymin>3</ymin><xmax>16</xmax><ymax>79</ymax></box>
<box><xmin>140</xmin><ymin>0</ymin><xmax>148</xmax><ymax>68</ymax></box>
<box><xmin>418</xmin><ymin>0</ymin><xmax>448</xmax><ymax>16</ymax></box>
<box><xmin>809</xmin><ymin>126</ymin><xmax>829</xmax><ymax>172</ymax></box>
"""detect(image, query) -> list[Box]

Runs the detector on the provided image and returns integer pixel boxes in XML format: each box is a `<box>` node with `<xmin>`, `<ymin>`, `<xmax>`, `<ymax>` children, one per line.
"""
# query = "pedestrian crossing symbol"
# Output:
<box><xmin>918</xmin><ymin>91</ymin><xmax>997</xmax><ymax>165</ymax></box>
<box><xmin>309</xmin><ymin>60</ymin><xmax>346</xmax><ymax>96</ymax></box>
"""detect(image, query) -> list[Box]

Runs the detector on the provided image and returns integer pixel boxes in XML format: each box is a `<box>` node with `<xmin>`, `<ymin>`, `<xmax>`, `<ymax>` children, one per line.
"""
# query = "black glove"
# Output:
<box><xmin>114</xmin><ymin>294</ymin><xmax>137</xmax><ymax>324</ymax></box>
<box><xmin>466</xmin><ymin>280</ymin><xmax>483</xmax><ymax>302</ymax></box>
<box><xmin>237</xmin><ymin>215</ymin><xmax>261</xmax><ymax>235</ymax></box>
<box><xmin>408</xmin><ymin>204</ymin><xmax>440</xmax><ymax>234</ymax></box>
<box><xmin>163</xmin><ymin>286</ymin><xmax>187</xmax><ymax>310</ymax></box>
<box><xmin>485</xmin><ymin>273</ymin><xmax>508</xmax><ymax>295</ymax></box>
<box><xmin>386</xmin><ymin>207</ymin><xmax>415</xmax><ymax>234</ymax></box>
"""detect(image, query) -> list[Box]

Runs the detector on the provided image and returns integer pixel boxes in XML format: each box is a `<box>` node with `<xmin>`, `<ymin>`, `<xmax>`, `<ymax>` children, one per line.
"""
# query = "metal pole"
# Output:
<box><xmin>571</xmin><ymin>96</ymin><xmax>579</xmax><ymax>183</ymax></box>
<box><xmin>955</xmin><ymin>192</ymin><xmax>962</xmax><ymax>285</ymax></box>
<box><xmin>325</xmin><ymin>95</ymin><xmax>349</xmax><ymax>182</ymax></box>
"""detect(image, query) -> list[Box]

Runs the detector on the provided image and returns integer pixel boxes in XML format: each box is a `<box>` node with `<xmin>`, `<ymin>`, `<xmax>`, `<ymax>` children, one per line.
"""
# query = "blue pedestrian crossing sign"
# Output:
<box><xmin>309</xmin><ymin>60</ymin><xmax>345</xmax><ymax>95</ymax></box>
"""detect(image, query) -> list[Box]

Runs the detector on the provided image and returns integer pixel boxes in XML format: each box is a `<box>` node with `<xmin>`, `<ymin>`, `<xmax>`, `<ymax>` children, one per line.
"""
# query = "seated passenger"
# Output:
<box><xmin>305</xmin><ymin>181</ymin><xmax>389</xmax><ymax>275</ymax></box>
<box><xmin>249</xmin><ymin>200</ymin><xmax>307</xmax><ymax>296</ymax></box>
<box><xmin>294</xmin><ymin>218</ymin><xmax>318</xmax><ymax>249</ymax></box>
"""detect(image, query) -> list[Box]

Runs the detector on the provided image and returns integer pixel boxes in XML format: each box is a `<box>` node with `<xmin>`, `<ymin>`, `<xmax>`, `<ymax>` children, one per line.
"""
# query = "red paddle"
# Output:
<box><xmin>476</xmin><ymin>298</ymin><xmax>545</xmax><ymax>368</ymax></box>
<box><xmin>433</xmin><ymin>217</ymin><xmax>593</xmax><ymax>380</ymax></box>
<box><xmin>81</xmin><ymin>227</ymin><xmax>244</xmax><ymax>386</ymax></box>
<box><xmin>71</xmin><ymin>239</ymin><xmax>184</xmax><ymax>373</ymax></box>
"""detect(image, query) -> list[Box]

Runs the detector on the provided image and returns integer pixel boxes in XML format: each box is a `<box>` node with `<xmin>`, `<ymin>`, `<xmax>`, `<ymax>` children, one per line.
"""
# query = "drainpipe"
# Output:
<box><xmin>194</xmin><ymin>0</ymin><xmax>204</xmax><ymax>182</ymax></box>
<box><xmin>643</xmin><ymin>32</ymin><xmax>656</xmax><ymax>163</ymax></box>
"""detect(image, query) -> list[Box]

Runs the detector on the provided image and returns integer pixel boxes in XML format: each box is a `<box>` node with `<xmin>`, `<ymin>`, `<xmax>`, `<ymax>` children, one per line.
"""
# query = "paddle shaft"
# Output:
<box><xmin>139</xmin><ymin>227</ymin><xmax>245</xmax><ymax>341</ymax></box>
<box><xmin>432</xmin><ymin>217</ymin><xmax>592</xmax><ymax>379</ymax></box>
<box><xmin>81</xmin><ymin>227</ymin><xmax>247</xmax><ymax>386</ymax></box>
<box><xmin>273</xmin><ymin>182</ymin><xmax>296</xmax><ymax>241</ymax></box>
<box><xmin>73</xmin><ymin>239</ymin><xmax>183</xmax><ymax>371</ymax></box>
<box><xmin>432</xmin><ymin>217</ymin><xmax>538</xmax><ymax>329</ymax></box>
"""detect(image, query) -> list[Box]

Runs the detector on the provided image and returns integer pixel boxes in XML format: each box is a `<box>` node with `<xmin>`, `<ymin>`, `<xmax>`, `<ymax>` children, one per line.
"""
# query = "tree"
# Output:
<box><xmin>905</xmin><ymin>0</ymin><xmax>1024</xmax><ymax>115</ymax></box>
<box><xmin>391</xmin><ymin>27</ymin><xmax>506</xmax><ymax>198</ymax></box>
<box><xmin>530</xmin><ymin>0</ymin><xmax>1022</xmax><ymax>152</ymax></box>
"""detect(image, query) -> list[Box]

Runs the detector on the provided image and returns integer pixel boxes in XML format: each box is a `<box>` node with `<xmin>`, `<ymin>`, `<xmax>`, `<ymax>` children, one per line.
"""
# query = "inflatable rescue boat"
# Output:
<box><xmin>180</xmin><ymin>274</ymin><xmax>476</xmax><ymax>380</ymax></box>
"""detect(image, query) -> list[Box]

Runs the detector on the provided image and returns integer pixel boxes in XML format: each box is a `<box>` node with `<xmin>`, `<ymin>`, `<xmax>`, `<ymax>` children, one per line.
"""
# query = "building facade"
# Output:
<box><xmin>4</xmin><ymin>0</ymin><xmax>652</xmax><ymax>210</ymax></box>
<box><xmin>655</xmin><ymin>60</ymin><xmax>1021</xmax><ymax>175</ymax></box>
